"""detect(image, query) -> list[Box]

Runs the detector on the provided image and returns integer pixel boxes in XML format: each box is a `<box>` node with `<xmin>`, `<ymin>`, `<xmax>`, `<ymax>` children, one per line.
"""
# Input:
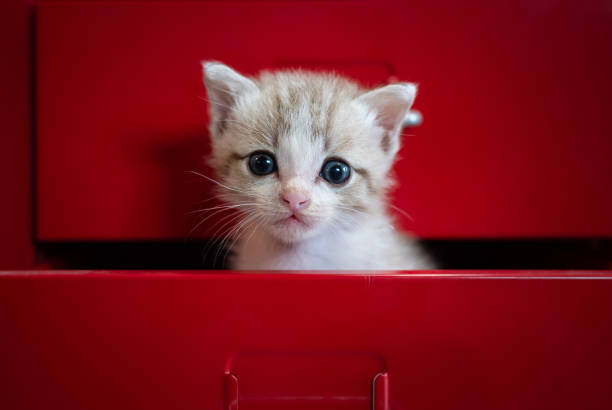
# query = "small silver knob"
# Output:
<box><xmin>403</xmin><ymin>110</ymin><xmax>423</xmax><ymax>128</ymax></box>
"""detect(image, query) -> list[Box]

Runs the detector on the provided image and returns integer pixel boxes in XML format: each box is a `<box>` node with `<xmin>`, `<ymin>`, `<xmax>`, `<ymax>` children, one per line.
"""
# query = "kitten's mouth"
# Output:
<box><xmin>278</xmin><ymin>213</ymin><xmax>308</xmax><ymax>228</ymax></box>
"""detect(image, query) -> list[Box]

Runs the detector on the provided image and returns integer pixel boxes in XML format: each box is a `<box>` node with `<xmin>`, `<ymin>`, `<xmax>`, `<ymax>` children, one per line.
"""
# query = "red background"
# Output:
<box><xmin>0</xmin><ymin>1</ymin><xmax>611</xmax><ymax>268</ymax></box>
<box><xmin>30</xmin><ymin>0</ymin><xmax>612</xmax><ymax>242</ymax></box>
<box><xmin>0</xmin><ymin>0</ymin><xmax>33</xmax><ymax>268</ymax></box>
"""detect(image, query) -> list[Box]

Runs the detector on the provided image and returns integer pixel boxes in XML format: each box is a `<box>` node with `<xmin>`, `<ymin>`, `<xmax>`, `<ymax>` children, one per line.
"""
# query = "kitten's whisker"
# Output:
<box><xmin>187</xmin><ymin>210</ymin><xmax>224</xmax><ymax>238</ymax></box>
<box><xmin>388</xmin><ymin>204</ymin><xmax>414</xmax><ymax>222</ymax></box>
<box><xmin>194</xmin><ymin>196</ymin><xmax>220</xmax><ymax>206</ymax></box>
<box><xmin>202</xmin><ymin>211</ymin><xmax>247</xmax><ymax>266</ymax></box>
<box><xmin>336</xmin><ymin>205</ymin><xmax>367</xmax><ymax>215</ymax></box>
<box><xmin>194</xmin><ymin>192</ymin><xmax>237</xmax><ymax>205</ymax></box>
<box><xmin>227</xmin><ymin>214</ymin><xmax>266</xmax><ymax>266</ymax></box>
<box><xmin>219</xmin><ymin>214</ymin><xmax>258</xmax><ymax>264</ymax></box>
<box><xmin>215</xmin><ymin>213</ymin><xmax>249</xmax><ymax>251</ymax></box>
<box><xmin>186</xmin><ymin>170</ymin><xmax>246</xmax><ymax>194</ymax></box>
<box><xmin>186</xmin><ymin>204</ymin><xmax>238</xmax><ymax>215</ymax></box>
<box><xmin>223</xmin><ymin>213</ymin><xmax>269</xmax><ymax>268</ymax></box>
<box><xmin>243</xmin><ymin>213</ymin><xmax>269</xmax><ymax>245</ymax></box>
<box><xmin>187</xmin><ymin>206</ymin><xmax>241</xmax><ymax>238</ymax></box>
<box><xmin>207</xmin><ymin>211</ymin><xmax>248</xmax><ymax>248</ymax></box>
<box><xmin>207</xmin><ymin>210</ymin><xmax>245</xmax><ymax>240</ymax></box>
<box><xmin>186</xmin><ymin>203</ymin><xmax>257</xmax><ymax>215</ymax></box>
<box><xmin>213</xmin><ymin>212</ymin><xmax>259</xmax><ymax>267</ymax></box>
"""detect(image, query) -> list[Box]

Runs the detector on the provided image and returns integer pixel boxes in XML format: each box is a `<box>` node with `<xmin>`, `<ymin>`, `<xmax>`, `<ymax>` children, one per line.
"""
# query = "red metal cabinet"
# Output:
<box><xmin>0</xmin><ymin>0</ymin><xmax>33</xmax><ymax>268</ymax></box>
<box><xmin>2</xmin><ymin>3</ymin><xmax>610</xmax><ymax>409</ymax></box>
<box><xmin>36</xmin><ymin>0</ymin><xmax>612</xmax><ymax>240</ymax></box>
<box><xmin>2</xmin><ymin>271</ymin><xmax>612</xmax><ymax>410</ymax></box>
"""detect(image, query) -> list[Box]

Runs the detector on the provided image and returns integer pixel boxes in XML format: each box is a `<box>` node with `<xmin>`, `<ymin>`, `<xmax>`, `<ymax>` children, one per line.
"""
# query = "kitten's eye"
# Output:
<box><xmin>320</xmin><ymin>159</ymin><xmax>351</xmax><ymax>185</ymax></box>
<box><xmin>248</xmin><ymin>151</ymin><xmax>277</xmax><ymax>176</ymax></box>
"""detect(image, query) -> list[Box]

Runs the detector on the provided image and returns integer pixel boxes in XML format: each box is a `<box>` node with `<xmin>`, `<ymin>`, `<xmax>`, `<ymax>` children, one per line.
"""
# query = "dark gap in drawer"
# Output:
<box><xmin>421</xmin><ymin>239</ymin><xmax>612</xmax><ymax>270</ymax></box>
<box><xmin>36</xmin><ymin>241</ymin><xmax>228</xmax><ymax>270</ymax></box>
<box><xmin>35</xmin><ymin>239</ymin><xmax>612</xmax><ymax>270</ymax></box>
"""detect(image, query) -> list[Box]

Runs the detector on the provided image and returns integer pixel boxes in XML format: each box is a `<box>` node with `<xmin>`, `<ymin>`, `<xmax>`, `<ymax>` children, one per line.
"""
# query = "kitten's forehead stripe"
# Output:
<box><xmin>323</xmin><ymin>97</ymin><xmax>338</xmax><ymax>152</ymax></box>
<box><xmin>329</xmin><ymin>137</ymin><xmax>352</xmax><ymax>156</ymax></box>
<box><xmin>270</xmin><ymin>93</ymin><xmax>281</xmax><ymax>148</ymax></box>
<box><xmin>308</xmin><ymin>84</ymin><xmax>326</xmax><ymax>143</ymax></box>
<box><xmin>287</xmin><ymin>84</ymin><xmax>299</xmax><ymax>107</ymax></box>
<box><xmin>254</xmin><ymin>72</ymin><xmax>362</xmax><ymax>152</ymax></box>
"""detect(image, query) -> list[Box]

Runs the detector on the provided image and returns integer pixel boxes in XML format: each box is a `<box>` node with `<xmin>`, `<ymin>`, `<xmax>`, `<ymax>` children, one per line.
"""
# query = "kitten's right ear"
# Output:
<box><xmin>202</xmin><ymin>61</ymin><xmax>258</xmax><ymax>138</ymax></box>
<box><xmin>355</xmin><ymin>83</ymin><xmax>417</xmax><ymax>158</ymax></box>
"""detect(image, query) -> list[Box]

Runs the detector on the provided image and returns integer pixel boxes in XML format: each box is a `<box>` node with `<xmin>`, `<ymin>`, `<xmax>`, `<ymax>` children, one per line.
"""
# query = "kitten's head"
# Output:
<box><xmin>202</xmin><ymin>62</ymin><xmax>416</xmax><ymax>243</ymax></box>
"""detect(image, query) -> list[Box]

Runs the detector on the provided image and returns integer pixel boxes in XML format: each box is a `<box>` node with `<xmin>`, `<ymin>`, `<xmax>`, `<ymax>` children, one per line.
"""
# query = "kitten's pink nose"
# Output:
<box><xmin>282</xmin><ymin>191</ymin><xmax>310</xmax><ymax>212</ymax></box>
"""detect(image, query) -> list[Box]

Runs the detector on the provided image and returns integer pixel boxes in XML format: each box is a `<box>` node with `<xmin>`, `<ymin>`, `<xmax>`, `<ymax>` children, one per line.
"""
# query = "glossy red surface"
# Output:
<box><xmin>0</xmin><ymin>0</ymin><xmax>33</xmax><ymax>268</ymax></box>
<box><xmin>36</xmin><ymin>0</ymin><xmax>612</xmax><ymax>240</ymax></box>
<box><xmin>1</xmin><ymin>271</ymin><xmax>612</xmax><ymax>410</ymax></box>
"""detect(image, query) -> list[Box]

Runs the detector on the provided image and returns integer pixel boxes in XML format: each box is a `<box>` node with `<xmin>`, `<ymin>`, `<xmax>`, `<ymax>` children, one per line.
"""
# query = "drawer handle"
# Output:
<box><xmin>372</xmin><ymin>372</ymin><xmax>390</xmax><ymax>410</ymax></box>
<box><xmin>223</xmin><ymin>371</ymin><xmax>390</xmax><ymax>409</ymax></box>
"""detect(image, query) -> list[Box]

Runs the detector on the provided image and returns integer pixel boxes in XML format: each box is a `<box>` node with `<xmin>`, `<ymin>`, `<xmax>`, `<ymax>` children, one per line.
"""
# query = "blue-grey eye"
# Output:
<box><xmin>248</xmin><ymin>152</ymin><xmax>276</xmax><ymax>176</ymax></box>
<box><xmin>321</xmin><ymin>159</ymin><xmax>350</xmax><ymax>185</ymax></box>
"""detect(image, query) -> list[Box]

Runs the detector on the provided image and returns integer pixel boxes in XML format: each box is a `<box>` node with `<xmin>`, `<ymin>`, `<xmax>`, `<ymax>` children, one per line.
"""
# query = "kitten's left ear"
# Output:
<box><xmin>355</xmin><ymin>83</ymin><xmax>417</xmax><ymax>156</ymax></box>
<box><xmin>202</xmin><ymin>61</ymin><xmax>258</xmax><ymax>138</ymax></box>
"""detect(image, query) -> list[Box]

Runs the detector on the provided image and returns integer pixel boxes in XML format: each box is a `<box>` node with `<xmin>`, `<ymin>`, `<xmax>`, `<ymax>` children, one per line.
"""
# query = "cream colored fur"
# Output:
<box><xmin>202</xmin><ymin>62</ymin><xmax>433</xmax><ymax>270</ymax></box>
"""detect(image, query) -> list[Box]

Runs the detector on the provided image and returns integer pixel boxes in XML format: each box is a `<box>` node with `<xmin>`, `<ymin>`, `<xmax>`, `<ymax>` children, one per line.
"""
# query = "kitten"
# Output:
<box><xmin>201</xmin><ymin>62</ymin><xmax>433</xmax><ymax>270</ymax></box>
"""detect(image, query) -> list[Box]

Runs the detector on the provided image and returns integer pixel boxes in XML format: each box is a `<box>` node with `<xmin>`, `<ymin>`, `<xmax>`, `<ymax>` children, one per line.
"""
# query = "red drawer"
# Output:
<box><xmin>36</xmin><ymin>0</ymin><xmax>612</xmax><ymax>240</ymax></box>
<box><xmin>2</xmin><ymin>271</ymin><xmax>612</xmax><ymax>409</ymax></box>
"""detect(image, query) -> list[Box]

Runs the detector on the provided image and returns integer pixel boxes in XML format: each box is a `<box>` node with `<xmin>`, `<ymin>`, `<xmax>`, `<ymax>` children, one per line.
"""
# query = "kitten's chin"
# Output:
<box><xmin>267</xmin><ymin>215</ymin><xmax>322</xmax><ymax>244</ymax></box>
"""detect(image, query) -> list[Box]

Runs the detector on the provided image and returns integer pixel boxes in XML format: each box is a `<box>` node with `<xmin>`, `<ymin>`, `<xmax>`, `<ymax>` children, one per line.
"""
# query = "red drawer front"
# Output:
<box><xmin>1</xmin><ymin>271</ymin><xmax>612</xmax><ymax>409</ymax></box>
<box><xmin>0</xmin><ymin>0</ymin><xmax>33</xmax><ymax>268</ymax></box>
<box><xmin>37</xmin><ymin>1</ymin><xmax>612</xmax><ymax>240</ymax></box>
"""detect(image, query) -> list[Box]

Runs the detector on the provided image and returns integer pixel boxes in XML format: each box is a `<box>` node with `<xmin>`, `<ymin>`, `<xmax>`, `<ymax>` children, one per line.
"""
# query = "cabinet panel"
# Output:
<box><xmin>1</xmin><ymin>271</ymin><xmax>612</xmax><ymax>409</ymax></box>
<box><xmin>36</xmin><ymin>1</ymin><xmax>612</xmax><ymax>239</ymax></box>
<box><xmin>0</xmin><ymin>0</ymin><xmax>33</xmax><ymax>267</ymax></box>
